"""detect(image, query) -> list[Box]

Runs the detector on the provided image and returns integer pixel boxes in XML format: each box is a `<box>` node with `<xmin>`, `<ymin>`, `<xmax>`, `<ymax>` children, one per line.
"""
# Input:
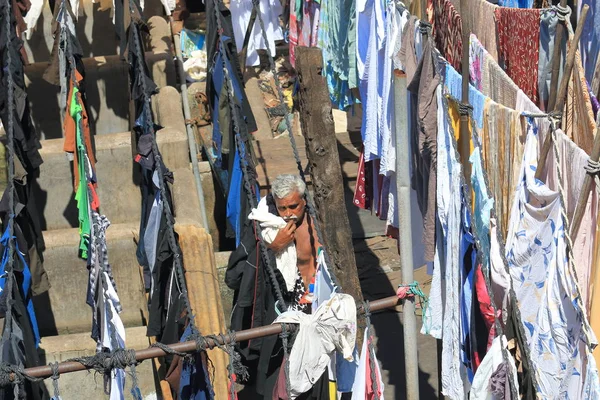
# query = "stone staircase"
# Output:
<box><xmin>19</xmin><ymin>2</ymin><xmax>228</xmax><ymax>398</ymax></box>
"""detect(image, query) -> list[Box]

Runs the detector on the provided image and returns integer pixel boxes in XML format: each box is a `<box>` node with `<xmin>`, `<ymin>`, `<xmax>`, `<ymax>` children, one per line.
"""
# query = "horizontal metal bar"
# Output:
<box><xmin>24</xmin><ymin>295</ymin><xmax>402</xmax><ymax>379</ymax></box>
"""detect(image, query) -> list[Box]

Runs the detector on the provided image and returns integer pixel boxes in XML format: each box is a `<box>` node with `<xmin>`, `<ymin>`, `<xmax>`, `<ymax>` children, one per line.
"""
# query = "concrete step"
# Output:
<box><xmin>39</xmin><ymin>326</ymin><xmax>159</xmax><ymax>398</ymax></box>
<box><xmin>35</xmin><ymin>127</ymin><xmax>190</xmax><ymax>231</ymax></box>
<box><xmin>34</xmin><ymin>222</ymin><xmax>147</xmax><ymax>336</ymax></box>
<box><xmin>23</xmin><ymin>0</ymin><xmax>166</xmax><ymax>64</ymax></box>
<box><xmin>25</xmin><ymin>52</ymin><xmax>176</xmax><ymax>140</ymax></box>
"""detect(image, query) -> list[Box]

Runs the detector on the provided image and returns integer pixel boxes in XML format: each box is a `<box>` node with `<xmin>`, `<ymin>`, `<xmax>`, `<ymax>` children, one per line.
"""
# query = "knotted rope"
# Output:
<box><xmin>584</xmin><ymin>159</ymin><xmax>600</xmax><ymax>198</ymax></box>
<box><xmin>458</xmin><ymin>102</ymin><xmax>473</xmax><ymax>117</ymax></box>
<box><xmin>555</xmin><ymin>3</ymin><xmax>571</xmax><ymax>22</ymax></box>
<box><xmin>50</xmin><ymin>362</ymin><xmax>61</xmax><ymax>399</ymax></box>
<box><xmin>396</xmin><ymin>281</ymin><xmax>429</xmax><ymax>325</ymax></box>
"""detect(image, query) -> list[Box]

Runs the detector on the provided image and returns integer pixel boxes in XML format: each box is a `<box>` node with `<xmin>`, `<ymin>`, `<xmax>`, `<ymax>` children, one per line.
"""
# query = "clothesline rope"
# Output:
<box><xmin>251</xmin><ymin>0</ymin><xmax>343</xmax><ymax>292</ymax></box>
<box><xmin>2</xmin><ymin>0</ymin><xmax>22</xmax><ymax>395</ymax></box>
<box><xmin>128</xmin><ymin>0</ymin><xmax>199</xmax><ymax>337</ymax></box>
<box><xmin>210</xmin><ymin>0</ymin><xmax>288</xmax><ymax>311</ymax></box>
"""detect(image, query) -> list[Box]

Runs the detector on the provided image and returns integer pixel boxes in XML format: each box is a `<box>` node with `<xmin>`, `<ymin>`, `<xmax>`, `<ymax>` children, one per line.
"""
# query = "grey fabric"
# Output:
<box><xmin>404</xmin><ymin>33</ymin><xmax>440</xmax><ymax>262</ymax></box>
<box><xmin>490</xmin><ymin>361</ymin><xmax>510</xmax><ymax>400</ymax></box>
<box><xmin>144</xmin><ymin>171</ymin><xmax>163</xmax><ymax>287</ymax></box>
<box><xmin>538</xmin><ymin>9</ymin><xmax>564</xmax><ymax>111</ymax></box>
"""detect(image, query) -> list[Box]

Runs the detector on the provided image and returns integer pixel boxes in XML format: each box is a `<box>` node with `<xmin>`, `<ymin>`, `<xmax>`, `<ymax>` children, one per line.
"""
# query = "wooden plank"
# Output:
<box><xmin>295</xmin><ymin>46</ymin><xmax>365</xmax><ymax>349</ymax></box>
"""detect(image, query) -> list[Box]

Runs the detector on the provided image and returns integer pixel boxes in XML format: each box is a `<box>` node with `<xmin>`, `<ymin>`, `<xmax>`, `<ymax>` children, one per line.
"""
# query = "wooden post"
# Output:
<box><xmin>547</xmin><ymin>0</ymin><xmax>568</xmax><ymax>111</ymax></box>
<box><xmin>570</xmin><ymin>115</ymin><xmax>600</xmax><ymax>240</ymax></box>
<box><xmin>294</xmin><ymin>46</ymin><xmax>365</xmax><ymax>339</ymax></box>
<box><xmin>459</xmin><ymin>0</ymin><xmax>471</xmax><ymax>189</ymax></box>
<box><xmin>536</xmin><ymin>4</ymin><xmax>589</xmax><ymax>181</ymax></box>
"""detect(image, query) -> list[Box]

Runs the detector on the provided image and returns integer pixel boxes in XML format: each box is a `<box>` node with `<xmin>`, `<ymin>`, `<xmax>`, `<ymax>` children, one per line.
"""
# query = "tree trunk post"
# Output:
<box><xmin>294</xmin><ymin>46</ymin><xmax>365</xmax><ymax>341</ymax></box>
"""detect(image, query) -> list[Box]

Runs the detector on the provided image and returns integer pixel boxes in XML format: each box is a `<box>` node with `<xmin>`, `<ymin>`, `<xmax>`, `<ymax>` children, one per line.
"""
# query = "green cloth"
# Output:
<box><xmin>70</xmin><ymin>87</ymin><xmax>90</xmax><ymax>259</ymax></box>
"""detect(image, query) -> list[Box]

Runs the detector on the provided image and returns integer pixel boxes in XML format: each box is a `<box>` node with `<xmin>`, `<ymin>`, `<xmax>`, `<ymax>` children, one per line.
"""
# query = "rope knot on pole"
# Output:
<box><xmin>50</xmin><ymin>362</ymin><xmax>61</xmax><ymax>399</ymax></box>
<box><xmin>555</xmin><ymin>4</ymin><xmax>571</xmax><ymax>21</ymax></box>
<box><xmin>458</xmin><ymin>102</ymin><xmax>473</xmax><ymax>116</ymax></box>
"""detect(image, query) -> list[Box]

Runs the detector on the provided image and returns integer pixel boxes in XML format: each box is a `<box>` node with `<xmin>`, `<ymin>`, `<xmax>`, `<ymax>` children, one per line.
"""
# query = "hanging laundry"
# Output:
<box><xmin>401</xmin><ymin>26</ymin><xmax>440</xmax><ymax>263</ymax></box>
<box><xmin>451</xmin><ymin>0</ymin><xmax>499</xmax><ymax>62</ymax></box>
<box><xmin>206</xmin><ymin>0</ymin><xmax>258</xmax><ymax>245</ymax></box>
<box><xmin>177</xmin><ymin>325</ymin><xmax>215</xmax><ymax>400</ymax></box>
<box><xmin>538</xmin><ymin>9</ymin><xmax>560</xmax><ymax>112</ymax></box>
<box><xmin>225</xmin><ymin>194</ymin><xmax>290</xmax><ymax>397</ymax></box>
<box><xmin>431</xmin><ymin>0</ymin><xmax>462</xmax><ymax>71</ymax></box>
<box><xmin>562</xmin><ymin>44</ymin><xmax>596</xmax><ymax>155</ymax></box>
<box><xmin>356</xmin><ymin>0</ymin><xmax>385</xmax><ymax>163</ymax></box>
<box><xmin>470</xmin><ymin>335</ymin><xmax>519</xmax><ymax>400</ymax></box>
<box><xmin>289</xmin><ymin>0</ymin><xmax>320</xmax><ymax>67</ymax></box>
<box><xmin>578</xmin><ymin>0</ymin><xmax>600</xmax><ymax>83</ymax></box>
<box><xmin>494</xmin><ymin>8</ymin><xmax>541</xmax><ymax>105</ymax></box>
<box><xmin>505</xmin><ymin>119</ymin><xmax>599</xmax><ymax>398</ymax></box>
<box><xmin>537</xmin><ymin>129</ymin><xmax>598</xmax><ymax>311</ymax></box>
<box><xmin>470</xmin><ymin>34</ymin><xmax>519</xmax><ymax>110</ymax></box>
<box><xmin>230</xmin><ymin>0</ymin><xmax>283</xmax><ymax>67</ymax></box>
<box><xmin>350</xmin><ymin>329</ymin><xmax>385</xmax><ymax>400</ymax></box>
<box><xmin>423</xmin><ymin>88</ymin><xmax>467</xmax><ymax>398</ymax></box>
<box><xmin>317</xmin><ymin>0</ymin><xmax>356</xmax><ymax>109</ymax></box>
<box><xmin>274</xmin><ymin>293</ymin><xmax>356</xmax><ymax>399</ymax></box>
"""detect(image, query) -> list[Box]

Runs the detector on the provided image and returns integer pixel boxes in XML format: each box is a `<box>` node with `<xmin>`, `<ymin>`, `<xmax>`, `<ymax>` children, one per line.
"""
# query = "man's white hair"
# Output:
<box><xmin>272</xmin><ymin>174</ymin><xmax>306</xmax><ymax>199</ymax></box>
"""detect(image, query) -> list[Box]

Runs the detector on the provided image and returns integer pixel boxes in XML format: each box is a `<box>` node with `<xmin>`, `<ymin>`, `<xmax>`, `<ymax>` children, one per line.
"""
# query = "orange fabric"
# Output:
<box><xmin>64</xmin><ymin>70</ymin><xmax>96</xmax><ymax>192</ymax></box>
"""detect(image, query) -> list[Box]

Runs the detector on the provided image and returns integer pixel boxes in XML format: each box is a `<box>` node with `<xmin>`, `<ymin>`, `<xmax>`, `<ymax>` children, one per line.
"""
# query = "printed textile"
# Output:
<box><xmin>505</xmin><ymin>119</ymin><xmax>599</xmax><ymax>399</ymax></box>
<box><xmin>495</xmin><ymin>8</ymin><xmax>541</xmax><ymax>105</ymax></box>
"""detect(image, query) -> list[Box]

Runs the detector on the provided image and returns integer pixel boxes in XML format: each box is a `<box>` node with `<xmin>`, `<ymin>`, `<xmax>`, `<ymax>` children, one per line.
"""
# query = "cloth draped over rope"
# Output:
<box><xmin>0</xmin><ymin>0</ymin><xmax>49</xmax><ymax>397</ymax></box>
<box><xmin>41</xmin><ymin>0</ymin><xmax>133</xmax><ymax>397</ymax></box>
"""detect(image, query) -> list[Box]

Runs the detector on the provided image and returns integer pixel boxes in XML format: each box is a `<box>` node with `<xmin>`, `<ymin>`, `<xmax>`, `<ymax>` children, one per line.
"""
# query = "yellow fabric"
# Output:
<box><xmin>329</xmin><ymin>381</ymin><xmax>337</xmax><ymax>400</ymax></box>
<box><xmin>447</xmin><ymin>98</ymin><xmax>475</xmax><ymax>208</ymax></box>
<box><xmin>589</xmin><ymin>219</ymin><xmax>600</xmax><ymax>367</ymax></box>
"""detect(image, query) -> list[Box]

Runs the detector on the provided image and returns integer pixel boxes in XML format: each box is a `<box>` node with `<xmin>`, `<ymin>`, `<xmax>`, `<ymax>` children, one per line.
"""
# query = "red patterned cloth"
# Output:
<box><xmin>353</xmin><ymin>152</ymin><xmax>372</xmax><ymax>210</ymax></box>
<box><xmin>432</xmin><ymin>0</ymin><xmax>462</xmax><ymax>71</ymax></box>
<box><xmin>495</xmin><ymin>8</ymin><xmax>541</xmax><ymax>105</ymax></box>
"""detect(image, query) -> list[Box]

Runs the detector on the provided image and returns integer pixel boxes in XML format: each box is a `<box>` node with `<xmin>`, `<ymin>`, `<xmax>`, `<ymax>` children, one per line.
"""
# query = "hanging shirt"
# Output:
<box><xmin>230</xmin><ymin>0</ymin><xmax>283</xmax><ymax>67</ymax></box>
<box><xmin>422</xmin><ymin>88</ymin><xmax>468</xmax><ymax>399</ymax></box>
<box><xmin>179</xmin><ymin>325</ymin><xmax>215</xmax><ymax>400</ymax></box>
<box><xmin>505</xmin><ymin>119</ymin><xmax>599</xmax><ymax>398</ymax></box>
<box><xmin>274</xmin><ymin>293</ymin><xmax>357</xmax><ymax>399</ymax></box>
<box><xmin>350</xmin><ymin>329</ymin><xmax>385</xmax><ymax>400</ymax></box>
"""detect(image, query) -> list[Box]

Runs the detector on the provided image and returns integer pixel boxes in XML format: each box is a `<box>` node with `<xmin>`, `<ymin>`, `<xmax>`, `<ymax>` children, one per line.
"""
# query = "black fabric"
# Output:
<box><xmin>0</xmin><ymin>172</ymin><xmax>48</xmax><ymax>296</ymax></box>
<box><xmin>205</xmin><ymin>0</ymin><xmax>257</xmax><ymax>137</ymax></box>
<box><xmin>226</xmin><ymin>194</ymin><xmax>294</xmax><ymax>396</ymax></box>
<box><xmin>0</xmin><ymin>0</ymin><xmax>42</xmax><ymax>175</ymax></box>
<box><xmin>506</xmin><ymin>299</ymin><xmax>536</xmax><ymax>400</ymax></box>
<box><xmin>0</xmin><ymin>281</ymin><xmax>46</xmax><ymax>400</ymax></box>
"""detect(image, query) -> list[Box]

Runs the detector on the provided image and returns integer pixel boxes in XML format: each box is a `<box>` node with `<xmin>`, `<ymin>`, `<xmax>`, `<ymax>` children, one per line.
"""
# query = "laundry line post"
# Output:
<box><xmin>294</xmin><ymin>47</ymin><xmax>366</xmax><ymax>349</ymax></box>
<box><xmin>458</xmin><ymin>0</ymin><xmax>471</xmax><ymax>189</ymax></box>
<box><xmin>536</xmin><ymin>5</ymin><xmax>590</xmax><ymax>181</ymax></box>
<box><xmin>394</xmin><ymin>70</ymin><xmax>420</xmax><ymax>400</ymax></box>
<box><xmin>547</xmin><ymin>0</ymin><xmax>568</xmax><ymax>110</ymax></box>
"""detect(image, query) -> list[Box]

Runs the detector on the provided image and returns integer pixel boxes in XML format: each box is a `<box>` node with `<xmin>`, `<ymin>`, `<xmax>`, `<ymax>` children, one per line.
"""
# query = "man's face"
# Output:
<box><xmin>274</xmin><ymin>190</ymin><xmax>306</xmax><ymax>223</ymax></box>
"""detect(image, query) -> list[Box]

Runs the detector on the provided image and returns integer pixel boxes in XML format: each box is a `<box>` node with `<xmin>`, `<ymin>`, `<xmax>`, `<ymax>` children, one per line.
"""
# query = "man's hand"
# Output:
<box><xmin>268</xmin><ymin>220</ymin><xmax>297</xmax><ymax>253</ymax></box>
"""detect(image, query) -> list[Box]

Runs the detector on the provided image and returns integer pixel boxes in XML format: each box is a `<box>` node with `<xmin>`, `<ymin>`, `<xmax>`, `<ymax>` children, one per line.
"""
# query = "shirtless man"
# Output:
<box><xmin>267</xmin><ymin>174</ymin><xmax>322</xmax><ymax>300</ymax></box>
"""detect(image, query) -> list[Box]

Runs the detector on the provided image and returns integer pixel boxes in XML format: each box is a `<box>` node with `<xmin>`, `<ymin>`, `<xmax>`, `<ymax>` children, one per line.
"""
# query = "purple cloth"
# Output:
<box><xmin>587</xmin><ymin>80</ymin><xmax>600</xmax><ymax>118</ymax></box>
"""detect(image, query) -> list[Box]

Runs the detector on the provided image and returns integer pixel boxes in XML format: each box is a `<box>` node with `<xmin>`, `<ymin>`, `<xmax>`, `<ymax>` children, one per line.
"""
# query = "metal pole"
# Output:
<box><xmin>169</xmin><ymin>17</ymin><xmax>210</xmax><ymax>231</ymax></box>
<box><xmin>394</xmin><ymin>70</ymin><xmax>420</xmax><ymax>400</ymax></box>
<box><xmin>23</xmin><ymin>295</ymin><xmax>403</xmax><ymax>379</ymax></box>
